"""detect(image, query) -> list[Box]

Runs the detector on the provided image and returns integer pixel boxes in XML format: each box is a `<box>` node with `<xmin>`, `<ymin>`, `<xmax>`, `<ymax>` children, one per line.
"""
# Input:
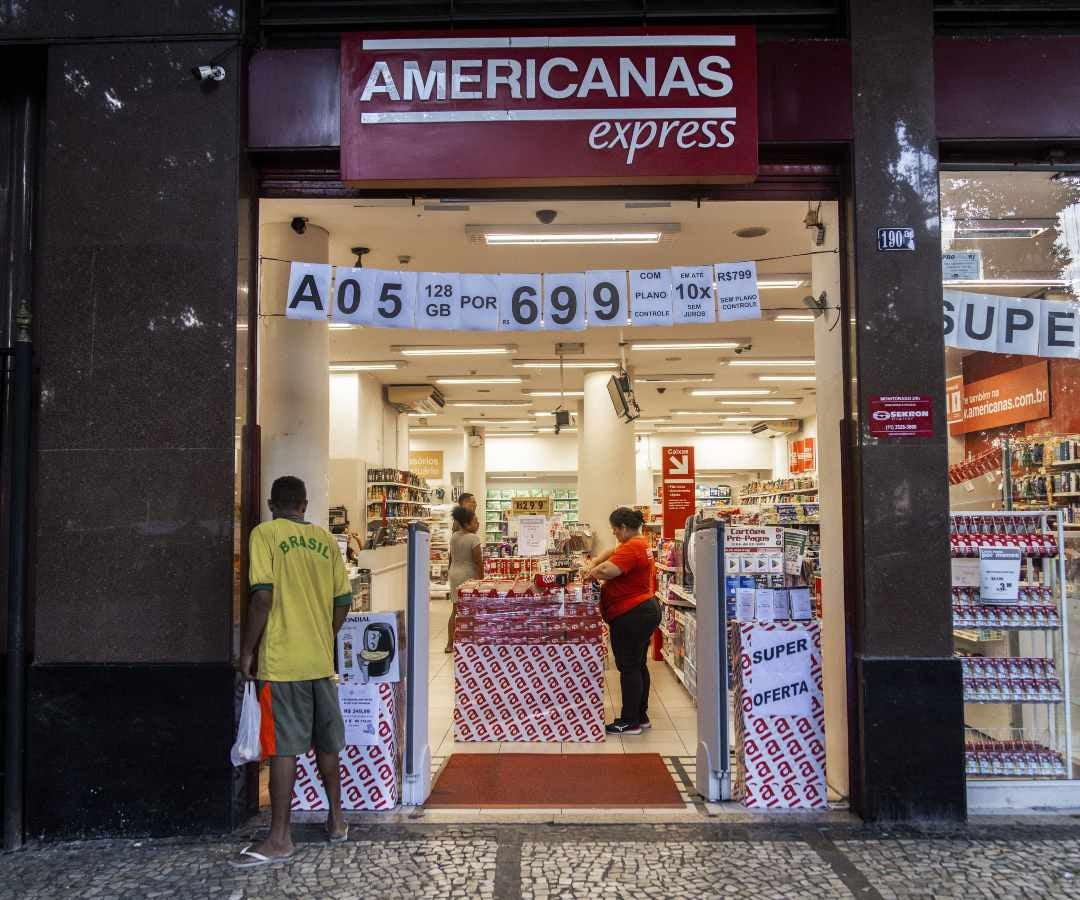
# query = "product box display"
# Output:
<box><xmin>730</xmin><ymin>620</ymin><xmax>827</xmax><ymax>809</ymax></box>
<box><xmin>453</xmin><ymin>579</ymin><xmax>606</xmax><ymax>742</ymax></box>
<box><xmin>291</xmin><ymin>680</ymin><xmax>405</xmax><ymax>811</ymax></box>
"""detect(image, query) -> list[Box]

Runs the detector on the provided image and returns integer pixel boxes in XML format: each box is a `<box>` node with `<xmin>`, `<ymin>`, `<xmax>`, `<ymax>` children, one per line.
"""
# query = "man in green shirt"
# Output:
<box><xmin>233</xmin><ymin>476</ymin><xmax>352</xmax><ymax>867</ymax></box>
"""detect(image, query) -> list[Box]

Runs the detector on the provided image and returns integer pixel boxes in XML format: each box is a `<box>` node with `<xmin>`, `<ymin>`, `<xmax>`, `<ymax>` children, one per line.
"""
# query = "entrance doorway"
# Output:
<box><xmin>248</xmin><ymin>193</ymin><xmax>850</xmax><ymax>818</ymax></box>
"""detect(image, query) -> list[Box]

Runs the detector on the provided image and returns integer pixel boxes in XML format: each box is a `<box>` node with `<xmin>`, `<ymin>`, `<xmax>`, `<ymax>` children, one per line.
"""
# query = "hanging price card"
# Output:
<box><xmin>511</xmin><ymin>496</ymin><xmax>553</xmax><ymax>517</ymax></box>
<box><xmin>979</xmin><ymin>546</ymin><xmax>1021</xmax><ymax>604</ymax></box>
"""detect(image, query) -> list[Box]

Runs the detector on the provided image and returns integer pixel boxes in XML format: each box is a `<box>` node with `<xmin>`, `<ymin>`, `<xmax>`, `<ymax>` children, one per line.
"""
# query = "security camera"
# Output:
<box><xmin>193</xmin><ymin>64</ymin><xmax>226</xmax><ymax>82</ymax></box>
<box><xmin>734</xmin><ymin>344</ymin><xmax>752</xmax><ymax>355</ymax></box>
<box><xmin>536</xmin><ymin>209</ymin><xmax>558</xmax><ymax>225</ymax></box>
<box><xmin>656</xmin><ymin>387</ymin><xmax>667</xmax><ymax>395</ymax></box>
<box><xmin>290</xmin><ymin>217</ymin><xmax>308</xmax><ymax>235</ymax></box>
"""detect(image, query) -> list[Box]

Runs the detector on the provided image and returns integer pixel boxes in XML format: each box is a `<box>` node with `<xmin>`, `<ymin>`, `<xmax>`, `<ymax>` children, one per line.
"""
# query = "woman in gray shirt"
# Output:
<box><xmin>446</xmin><ymin>505</ymin><xmax>483</xmax><ymax>652</ymax></box>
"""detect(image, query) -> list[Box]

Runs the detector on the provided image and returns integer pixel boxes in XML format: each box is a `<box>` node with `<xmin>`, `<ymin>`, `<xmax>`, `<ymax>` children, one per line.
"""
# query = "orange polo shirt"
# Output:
<box><xmin>599</xmin><ymin>536</ymin><xmax>657</xmax><ymax>622</ymax></box>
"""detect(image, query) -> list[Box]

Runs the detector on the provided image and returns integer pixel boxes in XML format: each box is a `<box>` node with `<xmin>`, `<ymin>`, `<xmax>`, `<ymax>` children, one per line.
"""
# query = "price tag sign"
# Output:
<box><xmin>414</xmin><ymin>272</ymin><xmax>462</xmax><ymax>330</ymax></box>
<box><xmin>498</xmin><ymin>273</ymin><xmax>544</xmax><ymax>331</ymax></box>
<box><xmin>364</xmin><ymin>269</ymin><xmax>417</xmax><ymax>329</ymax></box>
<box><xmin>543</xmin><ymin>273</ymin><xmax>587</xmax><ymax>331</ymax></box>
<box><xmin>714</xmin><ymin>261</ymin><xmax>761</xmax><ymax>321</ymax></box>
<box><xmin>979</xmin><ymin>546</ymin><xmax>1021</xmax><ymax>604</ymax></box>
<box><xmin>670</xmin><ymin>265</ymin><xmax>717</xmax><ymax>325</ymax></box>
<box><xmin>586</xmin><ymin>270</ymin><xmax>628</xmax><ymax>327</ymax></box>
<box><xmin>511</xmin><ymin>496</ymin><xmax>552</xmax><ymax>517</ymax></box>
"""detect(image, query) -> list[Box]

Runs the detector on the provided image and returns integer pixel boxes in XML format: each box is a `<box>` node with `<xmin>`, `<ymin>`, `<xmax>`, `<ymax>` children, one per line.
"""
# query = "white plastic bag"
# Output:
<box><xmin>231</xmin><ymin>682</ymin><xmax>262</xmax><ymax>766</ymax></box>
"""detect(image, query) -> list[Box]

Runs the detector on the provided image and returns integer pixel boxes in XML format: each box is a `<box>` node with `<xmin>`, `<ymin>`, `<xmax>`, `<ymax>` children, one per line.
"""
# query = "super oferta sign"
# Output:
<box><xmin>341</xmin><ymin>29</ymin><xmax>758</xmax><ymax>184</ymax></box>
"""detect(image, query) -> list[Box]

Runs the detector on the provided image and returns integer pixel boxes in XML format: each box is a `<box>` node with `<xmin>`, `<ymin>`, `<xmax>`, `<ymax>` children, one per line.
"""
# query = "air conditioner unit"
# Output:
<box><xmin>386</xmin><ymin>384</ymin><xmax>445</xmax><ymax>414</ymax></box>
<box><xmin>750</xmin><ymin>419</ymin><xmax>801</xmax><ymax>438</ymax></box>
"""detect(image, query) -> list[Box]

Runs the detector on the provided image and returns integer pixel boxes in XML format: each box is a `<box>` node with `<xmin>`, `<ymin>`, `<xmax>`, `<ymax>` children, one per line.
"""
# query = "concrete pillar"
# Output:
<box><xmin>464</xmin><ymin>429</ymin><xmax>486</xmax><ymax>531</ymax></box>
<box><xmin>396</xmin><ymin>414</ymin><xmax>410</xmax><ymax>470</ymax></box>
<box><xmin>635</xmin><ymin>434</ymin><xmax>654</xmax><ymax>506</ymax></box>
<box><xmin>579</xmin><ymin>371</ymin><xmax>636</xmax><ymax>555</ymax></box>
<box><xmin>259</xmin><ymin>223</ymin><xmax>330</xmax><ymax>527</ymax></box>
<box><xmin>811</xmin><ymin>202</ymin><xmax>849</xmax><ymax>801</ymax></box>
<box><xmin>849</xmin><ymin>0</ymin><xmax>964</xmax><ymax>820</ymax></box>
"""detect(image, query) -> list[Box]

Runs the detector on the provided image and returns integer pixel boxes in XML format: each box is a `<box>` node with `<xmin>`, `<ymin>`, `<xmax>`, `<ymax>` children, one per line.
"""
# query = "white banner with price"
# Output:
<box><xmin>714</xmin><ymin>261</ymin><xmax>761</xmax><ymax>321</ymax></box>
<box><xmin>585</xmin><ymin>270</ymin><xmax>628</xmax><ymax>327</ymax></box>
<box><xmin>498</xmin><ymin>273</ymin><xmax>544</xmax><ymax>332</ymax></box>
<box><xmin>671</xmin><ymin>265</ymin><xmax>717</xmax><ymax>325</ymax></box>
<box><xmin>543</xmin><ymin>273</ymin><xmax>587</xmax><ymax>331</ymax></box>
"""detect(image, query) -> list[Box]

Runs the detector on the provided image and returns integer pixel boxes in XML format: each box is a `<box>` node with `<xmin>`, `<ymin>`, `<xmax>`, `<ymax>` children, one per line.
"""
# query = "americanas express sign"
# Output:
<box><xmin>341</xmin><ymin>29</ymin><xmax>758</xmax><ymax>184</ymax></box>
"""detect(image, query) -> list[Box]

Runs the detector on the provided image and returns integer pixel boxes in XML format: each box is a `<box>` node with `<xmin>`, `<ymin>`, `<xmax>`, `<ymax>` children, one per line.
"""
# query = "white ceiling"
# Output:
<box><xmin>260</xmin><ymin>197</ymin><xmax>823</xmax><ymax>432</ymax></box>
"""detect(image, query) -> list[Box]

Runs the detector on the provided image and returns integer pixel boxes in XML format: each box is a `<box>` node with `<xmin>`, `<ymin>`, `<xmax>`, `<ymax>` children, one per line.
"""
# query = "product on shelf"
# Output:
<box><xmin>739</xmin><ymin>476</ymin><xmax>818</xmax><ymax>505</ymax></box>
<box><xmin>959</xmin><ymin>656</ymin><xmax>1063</xmax><ymax>703</ymax></box>
<box><xmin>964</xmin><ymin>738</ymin><xmax>1067</xmax><ymax>777</ymax></box>
<box><xmin>948</xmin><ymin>513</ymin><xmax>1059</xmax><ymax>557</ymax></box>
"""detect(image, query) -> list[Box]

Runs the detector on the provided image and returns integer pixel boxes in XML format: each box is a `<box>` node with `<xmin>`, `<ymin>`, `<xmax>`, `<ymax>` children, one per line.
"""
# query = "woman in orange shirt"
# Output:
<box><xmin>582</xmin><ymin>507</ymin><xmax>661</xmax><ymax>736</ymax></box>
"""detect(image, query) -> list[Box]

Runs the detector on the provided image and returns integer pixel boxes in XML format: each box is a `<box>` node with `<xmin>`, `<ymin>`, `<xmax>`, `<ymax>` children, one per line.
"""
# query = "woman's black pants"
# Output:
<box><xmin>608</xmin><ymin>597</ymin><xmax>662</xmax><ymax>725</ymax></box>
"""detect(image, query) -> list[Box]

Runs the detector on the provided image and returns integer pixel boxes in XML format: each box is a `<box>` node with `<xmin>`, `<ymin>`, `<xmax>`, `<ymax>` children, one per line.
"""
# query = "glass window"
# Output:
<box><xmin>941</xmin><ymin>170</ymin><xmax>1080</xmax><ymax>782</ymax></box>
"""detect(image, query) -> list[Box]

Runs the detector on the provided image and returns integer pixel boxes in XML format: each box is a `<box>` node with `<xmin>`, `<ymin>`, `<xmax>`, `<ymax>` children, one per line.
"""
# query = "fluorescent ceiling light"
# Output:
<box><xmin>329</xmin><ymin>323</ymin><xmax>353</xmax><ymax>330</ymax></box>
<box><xmin>699</xmin><ymin>430</ymin><xmax>752</xmax><ymax>435</ymax></box>
<box><xmin>727</xmin><ymin>359</ymin><xmax>815</xmax><ymax>367</ymax></box>
<box><xmin>525</xmin><ymin>390</ymin><xmax>584</xmax><ymax>397</ymax></box>
<box><xmin>631</xmin><ymin>340</ymin><xmax>743</xmax><ymax>351</ymax></box>
<box><xmin>407</xmin><ymin>412</ymin><xmax>431</xmax><ymax>417</ymax></box>
<box><xmin>435</xmin><ymin>377</ymin><xmax>523</xmax><ymax>385</ymax></box>
<box><xmin>449</xmin><ymin>400</ymin><xmax>532</xmax><ymax>408</ymax></box>
<box><xmin>758</xmin><ymin>276</ymin><xmax>807</xmax><ymax>289</ymax></box>
<box><xmin>396</xmin><ymin>344</ymin><xmax>516</xmax><ymax>357</ymax></box>
<box><xmin>674</xmin><ymin>410</ymin><xmax>728</xmax><ymax>417</ymax></box>
<box><xmin>409</xmin><ymin>426</ymin><xmax>455</xmax><ymax>433</ymax></box>
<box><xmin>485</xmin><ymin>432</ymin><xmax>539</xmax><ymax>438</ymax></box>
<box><xmin>489</xmin><ymin>475</ymin><xmax>536</xmax><ymax>480</ymax></box>
<box><xmin>656</xmin><ymin>426</ymin><xmax>697</xmax><ymax>432</ymax></box>
<box><xmin>719</xmin><ymin>399</ymin><xmax>797</xmax><ymax>406</ymax></box>
<box><xmin>635</xmin><ymin>417</ymin><xmax>672</xmax><ymax>424</ymax></box>
<box><xmin>724</xmin><ymin>416</ymin><xmax>794</xmax><ymax>422</ymax></box>
<box><xmin>512</xmin><ymin>359</ymin><xmax>618</xmax><ymax>369</ymax></box>
<box><xmin>774</xmin><ymin>314</ymin><xmax>816</xmax><ymax>323</ymax></box>
<box><xmin>758</xmin><ymin>375</ymin><xmax>816</xmax><ymax>382</ymax></box>
<box><xmin>537</xmin><ymin>427</ymin><xmax>578</xmax><ymax>433</ymax></box>
<box><xmin>468</xmin><ymin>223</ymin><xmax>679</xmax><ymax>246</ymax></box>
<box><xmin>689</xmin><ymin>389</ymin><xmax>772</xmax><ymax>397</ymax></box>
<box><xmin>945</xmin><ymin>278</ymin><xmax>1071</xmax><ymax>288</ymax></box>
<box><xmin>636</xmin><ymin>374</ymin><xmax>715</xmax><ymax>383</ymax></box>
<box><xmin>531</xmin><ymin>411</ymin><xmax>556</xmax><ymax>417</ymax></box>
<box><xmin>465</xmin><ymin>419</ymin><xmax>534</xmax><ymax>426</ymax></box>
<box><xmin>329</xmin><ymin>361</ymin><xmax>403</xmax><ymax>371</ymax></box>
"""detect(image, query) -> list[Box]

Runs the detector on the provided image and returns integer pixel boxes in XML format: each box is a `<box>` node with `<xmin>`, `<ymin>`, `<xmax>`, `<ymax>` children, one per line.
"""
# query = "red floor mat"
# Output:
<box><xmin>426</xmin><ymin>753</ymin><xmax>686</xmax><ymax>808</ymax></box>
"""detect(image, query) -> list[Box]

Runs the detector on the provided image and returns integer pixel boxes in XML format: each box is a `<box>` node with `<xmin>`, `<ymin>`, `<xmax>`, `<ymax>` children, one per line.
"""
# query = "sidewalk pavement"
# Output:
<box><xmin>1</xmin><ymin>819</ymin><xmax>1078</xmax><ymax>899</ymax></box>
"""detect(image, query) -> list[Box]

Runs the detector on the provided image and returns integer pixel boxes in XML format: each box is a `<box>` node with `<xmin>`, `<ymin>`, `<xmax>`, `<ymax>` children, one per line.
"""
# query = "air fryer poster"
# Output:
<box><xmin>338</xmin><ymin>612</ymin><xmax>400</xmax><ymax>684</ymax></box>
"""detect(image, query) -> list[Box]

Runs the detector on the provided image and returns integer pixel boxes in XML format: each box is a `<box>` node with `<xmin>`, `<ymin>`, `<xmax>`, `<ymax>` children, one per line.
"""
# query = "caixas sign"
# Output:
<box><xmin>341</xmin><ymin>29</ymin><xmax>758</xmax><ymax>184</ymax></box>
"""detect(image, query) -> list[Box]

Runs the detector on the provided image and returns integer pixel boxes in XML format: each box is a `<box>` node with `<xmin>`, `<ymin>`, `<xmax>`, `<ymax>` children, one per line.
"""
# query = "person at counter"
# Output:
<box><xmin>446</xmin><ymin>504</ymin><xmax>483</xmax><ymax>653</ymax></box>
<box><xmin>582</xmin><ymin>507</ymin><xmax>661</xmax><ymax>736</ymax></box>
<box><xmin>452</xmin><ymin>492</ymin><xmax>476</xmax><ymax>533</ymax></box>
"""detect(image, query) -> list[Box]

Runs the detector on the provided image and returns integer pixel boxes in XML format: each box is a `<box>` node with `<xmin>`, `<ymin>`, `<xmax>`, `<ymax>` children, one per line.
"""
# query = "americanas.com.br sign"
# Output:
<box><xmin>341</xmin><ymin>28</ymin><xmax>758</xmax><ymax>184</ymax></box>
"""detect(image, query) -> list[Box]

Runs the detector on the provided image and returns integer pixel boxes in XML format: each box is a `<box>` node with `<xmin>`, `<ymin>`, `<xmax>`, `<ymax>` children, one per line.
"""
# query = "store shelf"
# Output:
<box><xmin>367</xmin><ymin>481</ymin><xmax>433</xmax><ymax>492</ymax></box>
<box><xmin>965</xmin><ymin>693</ymin><xmax>1063</xmax><ymax>704</ymax></box>
<box><xmin>656</xmin><ymin>563</ymin><xmax>680</xmax><ymax>573</ymax></box>
<box><xmin>667</xmin><ymin>584</ymin><xmax>696</xmax><ymax>605</ymax></box>
<box><xmin>741</xmin><ymin>487</ymin><xmax>818</xmax><ymax>500</ymax></box>
<box><xmin>954</xmin><ymin>629</ymin><xmax>1007</xmax><ymax>643</ymax></box>
<box><xmin>367</xmin><ymin>499</ymin><xmax>429</xmax><ymax>507</ymax></box>
<box><xmin>661</xmin><ymin>650</ymin><xmax>693</xmax><ymax>693</ymax></box>
<box><xmin>1046</xmin><ymin>459</ymin><xmax>1080</xmax><ymax>469</ymax></box>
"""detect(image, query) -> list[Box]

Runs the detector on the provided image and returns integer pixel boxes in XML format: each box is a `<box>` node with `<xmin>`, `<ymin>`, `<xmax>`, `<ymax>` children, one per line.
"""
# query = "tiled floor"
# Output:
<box><xmin>427</xmin><ymin>597</ymin><xmax>699</xmax><ymax>760</ymax></box>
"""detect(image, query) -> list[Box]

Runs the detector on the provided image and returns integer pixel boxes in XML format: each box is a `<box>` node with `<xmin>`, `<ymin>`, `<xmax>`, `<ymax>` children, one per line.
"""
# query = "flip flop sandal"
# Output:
<box><xmin>229</xmin><ymin>844</ymin><xmax>295</xmax><ymax>868</ymax></box>
<box><xmin>327</xmin><ymin>824</ymin><xmax>349</xmax><ymax>844</ymax></box>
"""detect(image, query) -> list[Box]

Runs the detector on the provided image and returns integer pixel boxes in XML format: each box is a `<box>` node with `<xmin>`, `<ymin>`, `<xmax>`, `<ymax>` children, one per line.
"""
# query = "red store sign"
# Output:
<box><xmin>341</xmin><ymin>29</ymin><xmax>758</xmax><ymax>185</ymax></box>
<box><xmin>868</xmin><ymin>396</ymin><xmax>935</xmax><ymax>438</ymax></box>
<box><xmin>662</xmin><ymin>445</ymin><xmax>696</xmax><ymax>539</ymax></box>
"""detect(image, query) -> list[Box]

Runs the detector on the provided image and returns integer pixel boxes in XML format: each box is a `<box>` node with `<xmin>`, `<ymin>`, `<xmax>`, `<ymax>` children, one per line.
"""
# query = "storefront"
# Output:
<box><xmin>5</xmin><ymin>1</ymin><xmax>1080</xmax><ymax>844</ymax></box>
